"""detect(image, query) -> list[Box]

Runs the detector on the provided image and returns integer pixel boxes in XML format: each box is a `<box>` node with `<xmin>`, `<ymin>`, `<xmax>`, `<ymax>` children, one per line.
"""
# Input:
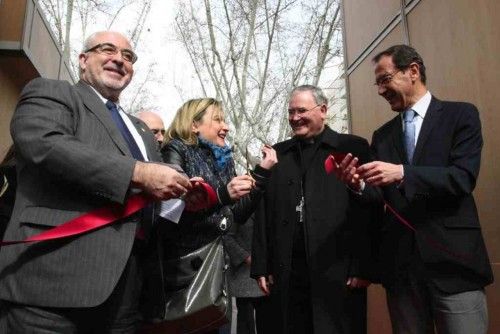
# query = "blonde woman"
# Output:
<box><xmin>159</xmin><ymin>98</ymin><xmax>276</xmax><ymax>257</ymax></box>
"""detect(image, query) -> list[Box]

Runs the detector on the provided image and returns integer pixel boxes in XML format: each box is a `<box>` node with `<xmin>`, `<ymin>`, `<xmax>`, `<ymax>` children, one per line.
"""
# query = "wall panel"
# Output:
<box><xmin>344</xmin><ymin>0</ymin><xmax>400</xmax><ymax>67</ymax></box>
<box><xmin>349</xmin><ymin>25</ymin><xmax>404</xmax><ymax>139</ymax></box>
<box><xmin>0</xmin><ymin>55</ymin><xmax>39</xmax><ymax>159</ymax></box>
<box><xmin>28</xmin><ymin>8</ymin><xmax>61</xmax><ymax>78</ymax></box>
<box><xmin>0</xmin><ymin>0</ymin><xmax>26</xmax><ymax>44</ymax></box>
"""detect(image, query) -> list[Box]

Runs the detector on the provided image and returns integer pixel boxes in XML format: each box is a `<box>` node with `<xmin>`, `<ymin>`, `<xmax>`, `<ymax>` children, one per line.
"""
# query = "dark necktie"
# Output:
<box><xmin>106</xmin><ymin>101</ymin><xmax>149</xmax><ymax>239</ymax></box>
<box><xmin>403</xmin><ymin>109</ymin><xmax>416</xmax><ymax>163</ymax></box>
<box><xmin>106</xmin><ymin>100</ymin><xmax>145</xmax><ymax>161</ymax></box>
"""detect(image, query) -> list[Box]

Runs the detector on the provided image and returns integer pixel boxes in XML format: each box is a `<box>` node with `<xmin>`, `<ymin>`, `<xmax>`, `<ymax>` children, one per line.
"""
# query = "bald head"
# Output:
<box><xmin>138</xmin><ymin>111</ymin><xmax>165</xmax><ymax>144</ymax></box>
<box><xmin>79</xmin><ymin>31</ymin><xmax>135</xmax><ymax>101</ymax></box>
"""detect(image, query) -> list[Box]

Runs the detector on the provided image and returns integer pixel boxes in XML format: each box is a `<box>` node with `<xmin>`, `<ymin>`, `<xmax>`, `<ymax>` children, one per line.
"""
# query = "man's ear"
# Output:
<box><xmin>409</xmin><ymin>62</ymin><xmax>420</xmax><ymax>82</ymax></box>
<box><xmin>320</xmin><ymin>104</ymin><xmax>328</xmax><ymax>119</ymax></box>
<box><xmin>78</xmin><ymin>53</ymin><xmax>87</xmax><ymax>71</ymax></box>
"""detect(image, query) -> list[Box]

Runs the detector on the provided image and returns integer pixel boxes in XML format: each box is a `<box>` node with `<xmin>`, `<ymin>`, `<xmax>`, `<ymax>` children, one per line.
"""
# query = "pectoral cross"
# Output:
<box><xmin>296</xmin><ymin>196</ymin><xmax>304</xmax><ymax>223</ymax></box>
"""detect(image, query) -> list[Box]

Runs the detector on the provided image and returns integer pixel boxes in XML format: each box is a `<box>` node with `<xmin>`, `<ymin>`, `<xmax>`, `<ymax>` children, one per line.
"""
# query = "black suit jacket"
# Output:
<box><xmin>370</xmin><ymin>96</ymin><xmax>493</xmax><ymax>293</ymax></box>
<box><xmin>0</xmin><ymin>78</ymin><xmax>160</xmax><ymax>307</ymax></box>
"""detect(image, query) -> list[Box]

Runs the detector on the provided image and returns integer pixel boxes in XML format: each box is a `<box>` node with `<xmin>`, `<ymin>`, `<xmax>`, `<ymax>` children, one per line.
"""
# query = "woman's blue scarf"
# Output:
<box><xmin>198</xmin><ymin>136</ymin><xmax>233</xmax><ymax>171</ymax></box>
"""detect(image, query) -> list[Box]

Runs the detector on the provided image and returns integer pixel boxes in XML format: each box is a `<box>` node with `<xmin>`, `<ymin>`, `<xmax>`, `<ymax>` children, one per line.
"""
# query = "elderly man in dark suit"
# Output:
<box><xmin>252</xmin><ymin>85</ymin><xmax>376</xmax><ymax>334</ymax></box>
<box><xmin>0</xmin><ymin>31</ymin><xmax>193</xmax><ymax>333</ymax></box>
<box><xmin>335</xmin><ymin>45</ymin><xmax>493</xmax><ymax>334</ymax></box>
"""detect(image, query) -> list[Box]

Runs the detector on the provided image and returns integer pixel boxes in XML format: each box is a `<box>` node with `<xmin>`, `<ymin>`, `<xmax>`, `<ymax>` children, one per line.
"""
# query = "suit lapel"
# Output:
<box><xmin>412</xmin><ymin>97</ymin><xmax>442</xmax><ymax>164</ymax></box>
<box><xmin>390</xmin><ymin>116</ymin><xmax>408</xmax><ymax>164</ymax></box>
<box><xmin>130</xmin><ymin>116</ymin><xmax>159</xmax><ymax>162</ymax></box>
<box><xmin>75</xmin><ymin>81</ymin><xmax>130</xmax><ymax>156</ymax></box>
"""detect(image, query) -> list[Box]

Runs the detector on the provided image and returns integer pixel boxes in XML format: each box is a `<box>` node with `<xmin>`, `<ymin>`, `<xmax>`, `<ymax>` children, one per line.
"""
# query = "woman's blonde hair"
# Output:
<box><xmin>166</xmin><ymin>98</ymin><xmax>223</xmax><ymax>145</ymax></box>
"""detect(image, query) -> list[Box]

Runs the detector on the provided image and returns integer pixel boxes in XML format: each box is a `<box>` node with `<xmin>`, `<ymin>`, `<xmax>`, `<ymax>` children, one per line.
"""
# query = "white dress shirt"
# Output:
<box><xmin>90</xmin><ymin>86</ymin><xmax>149</xmax><ymax>161</ymax></box>
<box><xmin>401</xmin><ymin>90</ymin><xmax>432</xmax><ymax>144</ymax></box>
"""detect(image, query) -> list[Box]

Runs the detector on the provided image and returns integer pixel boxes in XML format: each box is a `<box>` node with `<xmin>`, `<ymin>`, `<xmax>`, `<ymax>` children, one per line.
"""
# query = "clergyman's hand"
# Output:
<box><xmin>257</xmin><ymin>275</ymin><xmax>274</xmax><ymax>296</ymax></box>
<box><xmin>332</xmin><ymin>153</ymin><xmax>363</xmax><ymax>192</ymax></box>
<box><xmin>259</xmin><ymin>145</ymin><xmax>278</xmax><ymax>170</ymax></box>
<box><xmin>346</xmin><ymin>277</ymin><xmax>371</xmax><ymax>289</ymax></box>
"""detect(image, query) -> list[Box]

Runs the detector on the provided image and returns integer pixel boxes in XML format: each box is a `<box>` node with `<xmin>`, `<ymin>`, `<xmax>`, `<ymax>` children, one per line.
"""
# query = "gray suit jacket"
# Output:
<box><xmin>0</xmin><ymin>78</ymin><xmax>160</xmax><ymax>308</ymax></box>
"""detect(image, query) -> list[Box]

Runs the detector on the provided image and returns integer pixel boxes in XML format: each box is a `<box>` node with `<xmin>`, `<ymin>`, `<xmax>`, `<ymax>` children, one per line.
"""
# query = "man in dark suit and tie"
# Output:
<box><xmin>0</xmin><ymin>31</ymin><xmax>193</xmax><ymax>333</ymax></box>
<box><xmin>335</xmin><ymin>45</ymin><xmax>493</xmax><ymax>333</ymax></box>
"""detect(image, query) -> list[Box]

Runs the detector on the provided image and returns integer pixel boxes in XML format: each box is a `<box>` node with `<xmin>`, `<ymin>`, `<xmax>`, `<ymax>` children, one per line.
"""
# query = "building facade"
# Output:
<box><xmin>0</xmin><ymin>0</ymin><xmax>74</xmax><ymax>160</ymax></box>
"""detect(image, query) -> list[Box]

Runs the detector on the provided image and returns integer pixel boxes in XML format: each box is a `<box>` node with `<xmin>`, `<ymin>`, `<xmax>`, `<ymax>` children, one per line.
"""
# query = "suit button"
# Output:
<box><xmin>282</xmin><ymin>219</ymin><xmax>288</xmax><ymax>225</ymax></box>
<box><xmin>288</xmin><ymin>179</ymin><xmax>293</xmax><ymax>185</ymax></box>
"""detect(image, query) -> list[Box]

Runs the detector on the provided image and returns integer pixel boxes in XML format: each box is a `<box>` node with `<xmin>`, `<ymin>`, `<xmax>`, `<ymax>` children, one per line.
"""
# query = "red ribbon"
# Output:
<box><xmin>325</xmin><ymin>154</ymin><xmax>471</xmax><ymax>261</ymax></box>
<box><xmin>184</xmin><ymin>181</ymin><xmax>218</xmax><ymax>212</ymax></box>
<box><xmin>1</xmin><ymin>181</ymin><xmax>218</xmax><ymax>246</ymax></box>
<box><xmin>324</xmin><ymin>152</ymin><xmax>350</xmax><ymax>175</ymax></box>
<box><xmin>1</xmin><ymin>194</ymin><xmax>149</xmax><ymax>246</ymax></box>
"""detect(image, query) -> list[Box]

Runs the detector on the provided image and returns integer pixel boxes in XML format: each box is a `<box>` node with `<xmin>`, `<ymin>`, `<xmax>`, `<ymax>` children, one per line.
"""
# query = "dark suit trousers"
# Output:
<box><xmin>386</xmin><ymin>249</ymin><xmax>488</xmax><ymax>334</ymax></box>
<box><xmin>0</xmin><ymin>241</ymin><xmax>145</xmax><ymax>334</ymax></box>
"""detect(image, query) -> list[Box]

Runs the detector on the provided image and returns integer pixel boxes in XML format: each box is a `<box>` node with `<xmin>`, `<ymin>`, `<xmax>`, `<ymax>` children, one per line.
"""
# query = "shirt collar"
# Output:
<box><xmin>88</xmin><ymin>85</ymin><xmax>121</xmax><ymax>108</ymax></box>
<box><xmin>409</xmin><ymin>90</ymin><xmax>431</xmax><ymax>118</ymax></box>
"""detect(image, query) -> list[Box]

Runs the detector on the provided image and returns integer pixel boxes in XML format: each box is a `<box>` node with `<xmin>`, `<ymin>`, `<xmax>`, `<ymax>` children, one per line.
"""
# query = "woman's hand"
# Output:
<box><xmin>259</xmin><ymin>145</ymin><xmax>278</xmax><ymax>170</ymax></box>
<box><xmin>183</xmin><ymin>177</ymin><xmax>206</xmax><ymax>211</ymax></box>
<box><xmin>227</xmin><ymin>174</ymin><xmax>255</xmax><ymax>200</ymax></box>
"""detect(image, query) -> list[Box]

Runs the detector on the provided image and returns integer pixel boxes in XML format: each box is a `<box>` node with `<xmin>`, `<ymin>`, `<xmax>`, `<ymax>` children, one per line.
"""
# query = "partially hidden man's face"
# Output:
<box><xmin>141</xmin><ymin>114</ymin><xmax>165</xmax><ymax>144</ymax></box>
<box><xmin>374</xmin><ymin>55</ymin><xmax>414</xmax><ymax>112</ymax></box>
<box><xmin>79</xmin><ymin>32</ymin><xmax>134</xmax><ymax>101</ymax></box>
<box><xmin>288</xmin><ymin>91</ymin><xmax>326</xmax><ymax>139</ymax></box>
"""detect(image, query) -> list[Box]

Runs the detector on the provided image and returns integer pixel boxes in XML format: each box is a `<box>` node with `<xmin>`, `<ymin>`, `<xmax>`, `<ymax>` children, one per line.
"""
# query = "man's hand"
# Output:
<box><xmin>346</xmin><ymin>277</ymin><xmax>371</xmax><ymax>289</ymax></box>
<box><xmin>257</xmin><ymin>275</ymin><xmax>274</xmax><ymax>296</ymax></box>
<box><xmin>227</xmin><ymin>175</ymin><xmax>255</xmax><ymax>200</ymax></box>
<box><xmin>357</xmin><ymin>161</ymin><xmax>403</xmax><ymax>186</ymax></box>
<box><xmin>332</xmin><ymin>153</ymin><xmax>363</xmax><ymax>192</ymax></box>
<box><xmin>131</xmin><ymin>161</ymin><xmax>192</xmax><ymax>200</ymax></box>
<box><xmin>259</xmin><ymin>145</ymin><xmax>278</xmax><ymax>170</ymax></box>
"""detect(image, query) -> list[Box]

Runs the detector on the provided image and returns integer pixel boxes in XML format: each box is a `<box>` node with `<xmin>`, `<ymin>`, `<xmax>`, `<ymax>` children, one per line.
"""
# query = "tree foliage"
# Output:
<box><xmin>173</xmin><ymin>0</ymin><xmax>347</xmax><ymax>168</ymax></box>
<box><xmin>38</xmin><ymin>0</ymin><xmax>158</xmax><ymax>114</ymax></box>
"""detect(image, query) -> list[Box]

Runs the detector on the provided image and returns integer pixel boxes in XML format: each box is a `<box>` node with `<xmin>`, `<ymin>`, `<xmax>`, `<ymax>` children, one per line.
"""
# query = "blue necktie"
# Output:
<box><xmin>403</xmin><ymin>109</ymin><xmax>416</xmax><ymax>163</ymax></box>
<box><xmin>106</xmin><ymin>101</ymin><xmax>150</xmax><ymax>238</ymax></box>
<box><xmin>106</xmin><ymin>101</ymin><xmax>145</xmax><ymax>161</ymax></box>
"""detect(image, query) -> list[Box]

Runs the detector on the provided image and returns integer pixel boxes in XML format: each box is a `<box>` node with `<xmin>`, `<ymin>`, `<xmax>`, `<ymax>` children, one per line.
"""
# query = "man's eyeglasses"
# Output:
<box><xmin>288</xmin><ymin>104</ymin><xmax>321</xmax><ymax>117</ymax></box>
<box><xmin>84</xmin><ymin>43</ymin><xmax>138</xmax><ymax>64</ymax></box>
<box><xmin>374</xmin><ymin>69</ymin><xmax>402</xmax><ymax>87</ymax></box>
<box><xmin>151</xmin><ymin>129</ymin><xmax>166</xmax><ymax>136</ymax></box>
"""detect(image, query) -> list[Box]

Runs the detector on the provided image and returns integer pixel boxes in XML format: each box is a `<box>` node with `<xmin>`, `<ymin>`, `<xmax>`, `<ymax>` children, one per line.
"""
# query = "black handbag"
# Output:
<box><xmin>141</xmin><ymin>209</ymin><xmax>232</xmax><ymax>334</ymax></box>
